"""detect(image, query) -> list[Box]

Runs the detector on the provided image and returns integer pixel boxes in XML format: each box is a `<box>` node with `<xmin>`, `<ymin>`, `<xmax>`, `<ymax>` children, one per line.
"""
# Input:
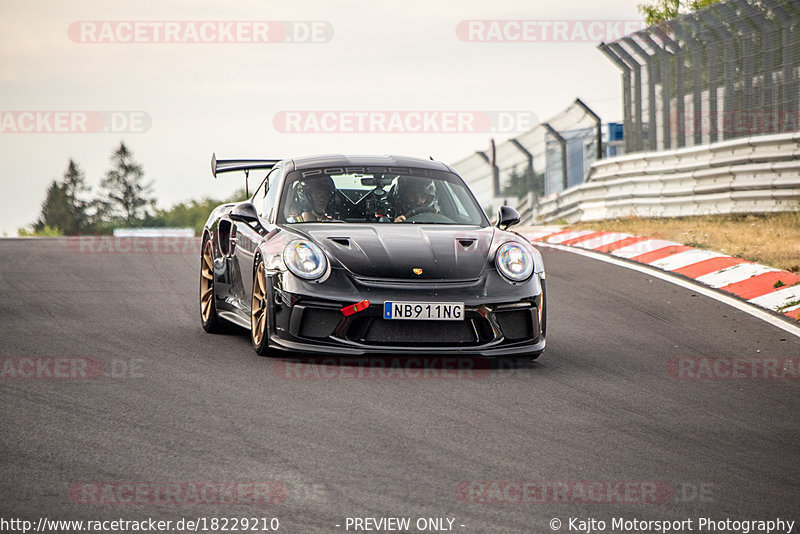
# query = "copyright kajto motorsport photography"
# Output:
<box><xmin>557</xmin><ymin>517</ymin><xmax>796</xmax><ymax>533</ymax></box>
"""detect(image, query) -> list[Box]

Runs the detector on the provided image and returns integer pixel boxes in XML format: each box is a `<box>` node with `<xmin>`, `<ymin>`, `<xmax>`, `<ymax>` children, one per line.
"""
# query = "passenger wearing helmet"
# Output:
<box><xmin>393</xmin><ymin>176</ymin><xmax>437</xmax><ymax>222</ymax></box>
<box><xmin>296</xmin><ymin>176</ymin><xmax>336</xmax><ymax>222</ymax></box>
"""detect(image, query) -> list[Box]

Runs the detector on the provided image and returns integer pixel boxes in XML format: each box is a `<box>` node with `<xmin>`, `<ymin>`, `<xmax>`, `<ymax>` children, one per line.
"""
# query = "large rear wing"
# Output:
<box><xmin>211</xmin><ymin>153</ymin><xmax>281</xmax><ymax>196</ymax></box>
<box><xmin>211</xmin><ymin>153</ymin><xmax>280</xmax><ymax>177</ymax></box>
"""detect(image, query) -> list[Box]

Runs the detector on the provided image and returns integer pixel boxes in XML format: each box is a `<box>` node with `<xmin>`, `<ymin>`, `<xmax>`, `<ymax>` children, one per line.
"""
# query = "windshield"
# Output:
<box><xmin>279</xmin><ymin>167</ymin><xmax>489</xmax><ymax>226</ymax></box>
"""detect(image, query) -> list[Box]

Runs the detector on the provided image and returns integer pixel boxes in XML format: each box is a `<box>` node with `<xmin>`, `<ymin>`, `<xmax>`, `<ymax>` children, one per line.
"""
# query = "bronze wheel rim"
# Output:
<box><xmin>252</xmin><ymin>261</ymin><xmax>267</xmax><ymax>346</ymax></box>
<box><xmin>200</xmin><ymin>241</ymin><xmax>214</xmax><ymax>322</ymax></box>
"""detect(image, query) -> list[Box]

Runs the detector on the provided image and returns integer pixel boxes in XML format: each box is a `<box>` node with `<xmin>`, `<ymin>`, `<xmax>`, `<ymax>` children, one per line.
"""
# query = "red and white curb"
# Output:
<box><xmin>521</xmin><ymin>226</ymin><xmax>800</xmax><ymax>323</ymax></box>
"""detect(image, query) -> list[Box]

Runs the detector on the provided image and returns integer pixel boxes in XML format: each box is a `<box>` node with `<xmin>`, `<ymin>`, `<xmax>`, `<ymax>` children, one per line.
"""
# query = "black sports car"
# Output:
<box><xmin>200</xmin><ymin>154</ymin><xmax>546</xmax><ymax>357</ymax></box>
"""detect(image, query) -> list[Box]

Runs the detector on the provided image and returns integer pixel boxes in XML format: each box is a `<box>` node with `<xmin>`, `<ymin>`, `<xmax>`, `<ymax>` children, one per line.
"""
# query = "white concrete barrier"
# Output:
<box><xmin>536</xmin><ymin>132</ymin><xmax>800</xmax><ymax>223</ymax></box>
<box><xmin>113</xmin><ymin>227</ymin><xmax>195</xmax><ymax>238</ymax></box>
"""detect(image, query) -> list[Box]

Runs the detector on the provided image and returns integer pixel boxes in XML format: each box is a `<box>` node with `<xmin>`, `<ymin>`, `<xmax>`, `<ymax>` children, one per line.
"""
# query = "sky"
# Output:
<box><xmin>0</xmin><ymin>0</ymin><xmax>645</xmax><ymax>235</ymax></box>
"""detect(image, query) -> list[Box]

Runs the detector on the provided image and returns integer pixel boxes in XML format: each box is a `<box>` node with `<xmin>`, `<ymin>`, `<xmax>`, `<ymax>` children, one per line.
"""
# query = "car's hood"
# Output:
<box><xmin>296</xmin><ymin>224</ymin><xmax>496</xmax><ymax>280</ymax></box>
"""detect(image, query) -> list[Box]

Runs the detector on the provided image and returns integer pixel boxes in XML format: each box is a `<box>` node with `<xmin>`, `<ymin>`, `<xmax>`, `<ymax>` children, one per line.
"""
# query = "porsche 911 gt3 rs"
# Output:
<box><xmin>200</xmin><ymin>154</ymin><xmax>546</xmax><ymax>357</ymax></box>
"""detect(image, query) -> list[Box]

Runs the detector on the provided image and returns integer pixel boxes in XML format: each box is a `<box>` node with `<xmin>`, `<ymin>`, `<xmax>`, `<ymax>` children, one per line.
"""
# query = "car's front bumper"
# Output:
<box><xmin>266</xmin><ymin>269</ymin><xmax>545</xmax><ymax>357</ymax></box>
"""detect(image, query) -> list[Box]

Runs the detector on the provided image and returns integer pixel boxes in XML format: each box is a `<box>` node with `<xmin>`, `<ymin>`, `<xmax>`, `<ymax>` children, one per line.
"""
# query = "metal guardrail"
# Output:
<box><xmin>535</xmin><ymin>131</ymin><xmax>800</xmax><ymax>222</ymax></box>
<box><xmin>514</xmin><ymin>196</ymin><xmax>531</xmax><ymax>224</ymax></box>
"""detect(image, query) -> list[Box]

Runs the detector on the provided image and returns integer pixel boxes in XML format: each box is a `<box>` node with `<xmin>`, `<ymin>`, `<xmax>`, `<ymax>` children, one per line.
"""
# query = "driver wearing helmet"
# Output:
<box><xmin>295</xmin><ymin>176</ymin><xmax>336</xmax><ymax>222</ymax></box>
<box><xmin>393</xmin><ymin>176</ymin><xmax>437</xmax><ymax>222</ymax></box>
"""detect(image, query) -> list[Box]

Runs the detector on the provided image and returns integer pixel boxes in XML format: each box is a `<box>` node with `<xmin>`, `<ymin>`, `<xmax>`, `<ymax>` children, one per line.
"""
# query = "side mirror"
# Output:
<box><xmin>496</xmin><ymin>206</ymin><xmax>521</xmax><ymax>230</ymax></box>
<box><xmin>230</xmin><ymin>202</ymin><xmax>260</xmax><ymax>225</ymax></box>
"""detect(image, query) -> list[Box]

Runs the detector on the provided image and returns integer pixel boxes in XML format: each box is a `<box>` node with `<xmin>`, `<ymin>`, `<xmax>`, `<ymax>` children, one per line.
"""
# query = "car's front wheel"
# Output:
<box><xmin>251</xmin><ymin>258</ymin><xmax>271</xmax><ymax>356</ymax></box>
<box><xmin>200</xmin><ymin>238</ymin><xmax>226</xmax><ymax>333</ymax></box>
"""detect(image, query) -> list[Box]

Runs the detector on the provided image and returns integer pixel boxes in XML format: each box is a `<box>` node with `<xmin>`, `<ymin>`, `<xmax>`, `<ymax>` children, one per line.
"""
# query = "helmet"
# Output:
<box><xmin>296</xmin><ymin>175</ymin><xmax>336</xmax><ymax>213</ymax></box>
<box><xmin>396</xmin><ymin>176</ymin><xmax>435</xmax><ymax>212</ymax></box>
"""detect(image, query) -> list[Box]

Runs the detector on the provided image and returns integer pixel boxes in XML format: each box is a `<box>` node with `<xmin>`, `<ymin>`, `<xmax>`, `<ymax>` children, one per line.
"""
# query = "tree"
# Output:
<box><xmin>31</xmin><ymin>160</ymin><xmax>92</xmax><ymax>235</ymax></box>
<box><xmin>502</xmin><ymin>166</ymin><xmax>545</xmax><ymax>200</ymax></box>
<box><xmin>34</xmin><ymin>180</ymin><xmax>72</xmax><ymax>233</ymax></box>
<box><xmin>638</xmin><ymin>0</ymin><xmax>720</xmax><ymax>26</ymax></box>
<box><xmin>100</xmin><ymin>142</ymin><xmax>154</xmax><ymax>225</ymax></box>
<box><xmin>61</xmin><ymin>159</ymin><xmax>90</xmax><ymax>234</ymax></box>
<box><xmin>146</xmin><ymin>189</ymin><xmax>248</xmax><ymax>235</ymax></box>
<box><xmin>18</xmin><ymin>224</ymin><xmax>62</xmax><ymax>237</ymax></box>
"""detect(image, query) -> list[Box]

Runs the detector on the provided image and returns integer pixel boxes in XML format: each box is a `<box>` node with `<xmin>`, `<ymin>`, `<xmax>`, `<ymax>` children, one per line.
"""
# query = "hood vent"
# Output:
<box><xmin>328</xmin><ymin>237</ymin><xmax>351</xmax><ymax>247</ymax></box>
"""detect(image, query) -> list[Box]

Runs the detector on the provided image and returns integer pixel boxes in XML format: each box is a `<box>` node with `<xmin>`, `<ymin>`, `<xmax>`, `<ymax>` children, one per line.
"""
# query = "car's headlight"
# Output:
<box><xmin>495</xmin><ymin>242</ymin><xmax>534</xmax><ymax>282</ymax></box>
<box><xmin>283</xmin><ymin>240</ymin><xmax>328</xmax><ymax>280</ymax></box>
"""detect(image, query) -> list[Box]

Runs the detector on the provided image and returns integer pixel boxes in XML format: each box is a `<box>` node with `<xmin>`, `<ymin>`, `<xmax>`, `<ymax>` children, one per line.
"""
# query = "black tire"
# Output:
<box><xmin>200</xmin><ymin>237</ymin><xmax>226</xmax><ymax>333</ymax></box>
<box><xmin>251</xmin><ymin>257</ymin><xmax>272</xmax><ymax>356</ymax></box>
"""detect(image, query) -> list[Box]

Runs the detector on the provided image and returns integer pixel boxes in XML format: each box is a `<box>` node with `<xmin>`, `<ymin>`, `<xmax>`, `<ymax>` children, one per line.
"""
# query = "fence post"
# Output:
<box><xmin>621</xmin><ymin>37</ymin><xmax>657</xmax><ymax>152</ymax></box>
<box><xmin>543</xmin><ymin>123</ymin><xmax>568</xmax><ymax>192</ymax></box>
<box><xmin>509</xmin><ymin>138</ymin><xmax>536</xmax><ymax>219</ymax></box>
<box><xmin>599</xmin><ymin>43</ymin><xmax>634</xmax><ymax>154</ymax></box>
<box><xmin>609</xmin><ymin>42</ymin><xmax>643</xmax><ymax>153</ymax></box>
<box><xmin>670</xmin><ymin>18</ymin><xmax>704</xmax><ymax>147</ymax></box>
<box><xmin>654</xmin><ymin>27</ymin><xmax>681</xmax><ymax>150</ymax></box>
<box><xmin>574</xmin><ymin>98</ymin><xmax>604</xmax><ymax>162</ymax></box>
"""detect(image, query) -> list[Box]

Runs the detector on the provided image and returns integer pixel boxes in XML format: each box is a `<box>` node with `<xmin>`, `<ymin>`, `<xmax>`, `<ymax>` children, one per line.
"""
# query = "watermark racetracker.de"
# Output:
<box><xmin>670</xmin><ymin>109</ymin><xmax>800</xmax><ymax>136</ymax></box>
<box><xmin>0</xmin><ymin>357</ymin><xmax>145</xmax><ymax>380</ymax></box>
<box><xmin>69</xmin><ymin>481</ymin><xmax>286</xmax><ymax>505</ymax></box>
<box><xmin>66</xmin><ymin>236</ymin><xmax>200</xmax><ymax>254</ymax></box>
<box><xmin>68</xmin><ymin>21</ymin><xmax>333</xmax><ymax>43</ymax></box>
<box><xmin>273</xmin><ymin>110</ymin><xmax>538</xmax><ymax>134</ymax></box>
<box><xmin>457</xmin><ymin>481</ymin><xmax>715</xmax><ymax>504</ymax></box>
<box><xmin>273</xmin><ymin>356</ymin><xmax>493</xmax><ymax>380</ymax></box>
<box><xmin>0</xmin><ymin>111</ymin><xmax>150</xmax><ymax>134</ymax></box>
<box><xmin>456</xmin><ymin>20</ymin><xmax>647</xmax><ymax>43</ymax></box>
<box><xmin>667</xmin><ymin>357</ymin><xmax>800</xmax><ymax>380</ymax></box>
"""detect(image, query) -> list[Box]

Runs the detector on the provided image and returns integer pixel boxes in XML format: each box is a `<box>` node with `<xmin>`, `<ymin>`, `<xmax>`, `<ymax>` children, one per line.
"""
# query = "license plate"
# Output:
<box><xmin>383</xmin><ymin>301</ymin><xmax>464</xmax><ymax>321</ymax></box>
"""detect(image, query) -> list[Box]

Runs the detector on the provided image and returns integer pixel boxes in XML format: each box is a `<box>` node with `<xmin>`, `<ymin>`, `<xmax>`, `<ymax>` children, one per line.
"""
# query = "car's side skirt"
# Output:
<box><xmin>217</xmin><ymin>310</ymin><xmax>251</xmax><ymax>330</ymax></box>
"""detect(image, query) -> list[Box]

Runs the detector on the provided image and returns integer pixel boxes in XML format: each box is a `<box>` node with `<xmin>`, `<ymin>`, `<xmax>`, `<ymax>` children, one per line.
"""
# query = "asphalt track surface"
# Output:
<box><xmin>1</xmin><ymin>238</ymin><xmax>798</xmax><ymax>534</ymax></box>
